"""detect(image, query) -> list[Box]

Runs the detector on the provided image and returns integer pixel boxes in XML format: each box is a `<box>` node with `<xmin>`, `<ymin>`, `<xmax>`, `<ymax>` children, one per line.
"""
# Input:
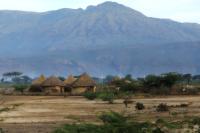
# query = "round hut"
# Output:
<box><xmin>32</xmin><ymin>75</ymin><xmax>46</xmax><ymax>85</ymax></box>
<box><xmin>71</xmin><ymin>73</ymin><xmax>96</xmax><ymax>95</ymax></box>
<box><xmin>30</xmin><ymin>75</ymin><xmax>46</xmax><ymax>92</ymax></box>
<box><xmin>64</xmin><ymin>75</ymin><xmax>77</xmax><ymax>93</ymax></box>
<box><xmin>41</xmin><ymin>76</ymin><xmax>65</xmax><ymax>94</ymax></box>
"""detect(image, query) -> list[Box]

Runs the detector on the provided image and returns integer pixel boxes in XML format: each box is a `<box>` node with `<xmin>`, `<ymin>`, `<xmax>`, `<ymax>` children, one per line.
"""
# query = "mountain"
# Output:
<box><xmin>0</xmin><ymin>1</ymin><xmax>200</xmax><ymax>77</ymax></box>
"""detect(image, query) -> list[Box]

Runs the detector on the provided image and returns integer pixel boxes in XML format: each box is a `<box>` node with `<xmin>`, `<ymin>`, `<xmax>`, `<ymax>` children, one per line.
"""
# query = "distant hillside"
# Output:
<box><xmin>0</xmin><ymin>2</ymin><xmax>200</xmax><ymax>77</ymax></box>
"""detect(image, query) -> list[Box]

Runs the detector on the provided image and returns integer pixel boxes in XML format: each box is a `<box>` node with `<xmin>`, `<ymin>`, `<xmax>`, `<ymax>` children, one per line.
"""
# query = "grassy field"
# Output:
<box><xmin>0</xmin><ymin>95</ymin><xmax>200</xmax><ymax>132</ymax></box>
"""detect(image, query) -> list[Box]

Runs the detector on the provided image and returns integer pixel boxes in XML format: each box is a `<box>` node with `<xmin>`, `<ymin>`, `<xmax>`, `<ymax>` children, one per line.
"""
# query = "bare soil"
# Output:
<box><xmin>0</xmin><ymin>95</ymin><xmax>200</xmax><ymax>133</ymax></box>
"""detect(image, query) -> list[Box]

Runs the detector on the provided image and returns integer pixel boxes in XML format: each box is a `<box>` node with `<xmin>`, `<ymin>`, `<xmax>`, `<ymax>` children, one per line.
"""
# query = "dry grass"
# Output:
<box><xmin>0</xmin><ymin>95</ymin><xmax>200</xmax><ymax>133</ymax></box>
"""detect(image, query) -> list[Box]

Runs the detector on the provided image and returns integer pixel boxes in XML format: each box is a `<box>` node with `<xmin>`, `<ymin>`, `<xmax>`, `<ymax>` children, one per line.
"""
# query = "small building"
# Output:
<box><xmin>30</xmin><ymin>75</ymin><xmax>46</xmax><ymax>92</ymax></box>
<box><xmin>32</xmin><ymin>74</ymin><xmax>46</xmax><ymax>85</ymax></box>
<box><xmin>41</xmin><ymin>76</ymin><xmax>65</xmax><ymax>94</ymax></box>
<box><xmin>64</xmin><ymin>75</ymin><xmax>77</xmax><ymax>93</ymax></box>
<box><xmin>71</xmin><ymin>73</ymin><xmax>96</xmax><ymax>95</ymax></box>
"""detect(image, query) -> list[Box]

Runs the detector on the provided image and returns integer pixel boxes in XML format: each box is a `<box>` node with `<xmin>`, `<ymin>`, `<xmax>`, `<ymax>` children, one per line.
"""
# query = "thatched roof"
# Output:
<box><xmin>32</xmin><ymin>75</ymin><xmax>46</xmax><ymax>85</ymax></box>
<box><xmin>64</xmin><ymin>75</ymin><xmax>77</xmax><ymax>85</ymax></box>
<box><xmin>41</xmin><ymin>76</ymin><xmax>65</xmax><ymax>87</ymax></box>
<box><xmin>72</xmin><ymin>73</ymin><xmax>96</xmax><ymax>87</ymax></box>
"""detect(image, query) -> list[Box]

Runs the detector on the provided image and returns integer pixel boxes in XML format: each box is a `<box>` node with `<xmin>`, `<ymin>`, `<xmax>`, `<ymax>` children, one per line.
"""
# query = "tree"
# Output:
<box><xmin>3</xmin><ymin>71</ymin><xmax>23</xmax><ymax>81</ymax></box>
<box><xmin>143</xmin><ymin>75</ymin><xmax>162</xmax><ymax>88</ymax></box>
<box><xmin>193</xmin><ymin>75</ymin><xmax>200</xmax><ymax>80</ymax></box>
<box><xmin>0</xmin><ymin>78</ymin><xmax>4</xmax><ymax>83</ymax></box>
<box><xmin>12</xmin><ymin>75</ymin><xmax>32</xmax><ymax>84</ymax></box>
<box><xmin>58</xmin><ymin>76</ymin><xmax>65</xmax><ymax>81</ymax></box>
<box><xmin>161</xmin><ymin>72</ymin><xmax>181</xmax><ymax>88</ymax></box>
<box><xmin>21</xmin><ymin>75</ymin><xmax>32</xmax><ymax>83</ymax></box>
<box><xmin>98</xmin><ymin>92</ymin><xmax>115</xmax><ymax>104</ymax></box>
<box><xmin>124</xmin><ymin>74</ymin><xmax>132</xmax><ymax>81</ymax></box>
<box><xmin>143</xmin><ymin>73</ymin><xmax>181</xmax><ymax>89</ymax></box>
<box><xmin>13</xmin><ymin>84</ymin><xmax>28</xmax><ymax>93</ymax></box>
<box><xmin>182</xmin><ymin>74</ymin><xmax>192</xmax><ymax>85</ymax></box>
<box><xmin>11</xmin><ymin>72</ymin><xmax>23</xmax><ymax>77</ymax></box>
<box><xmin>104</xmin><ymin>75</ymin><xmax>116</xmax><ymax>83</ymax></box>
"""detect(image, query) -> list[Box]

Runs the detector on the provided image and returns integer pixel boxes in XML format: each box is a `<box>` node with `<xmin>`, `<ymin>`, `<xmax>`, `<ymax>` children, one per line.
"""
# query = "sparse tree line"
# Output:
<box><xmin>0</xmin><ymin>71</ymin><xmax>200</xmax><ymax>95</ymax></box>
<box><xmin>100</xmin><ymin>72</ymin><xmax>200</xmax><ymax>95</ymax></box>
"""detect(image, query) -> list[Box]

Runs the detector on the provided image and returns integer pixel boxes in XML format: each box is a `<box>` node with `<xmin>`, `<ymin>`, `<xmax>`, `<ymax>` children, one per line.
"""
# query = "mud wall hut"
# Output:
<box><xmin>71</xmin><ymin>73</ymin><xmax>96</xmax><ymax>95</ymax></box>
<box><xmin>41</xmin><ymin>76</ymin><xmax>65</xmax><ymax>94</ymax></box>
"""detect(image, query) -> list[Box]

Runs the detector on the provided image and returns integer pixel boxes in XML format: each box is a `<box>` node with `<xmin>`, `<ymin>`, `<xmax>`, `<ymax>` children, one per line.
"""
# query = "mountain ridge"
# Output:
<box><xmin>0</xmin><ymin>1</ymin><xmax>200</xmax><ymax>77</ymax></box>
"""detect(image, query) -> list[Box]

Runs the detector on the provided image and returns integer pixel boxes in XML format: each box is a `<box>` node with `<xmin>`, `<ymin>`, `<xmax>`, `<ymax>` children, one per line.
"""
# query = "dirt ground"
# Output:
<box><xmin>0</xmin><ymin>95</ymin><xmax>200</xmax><ymax>133</ymax></box>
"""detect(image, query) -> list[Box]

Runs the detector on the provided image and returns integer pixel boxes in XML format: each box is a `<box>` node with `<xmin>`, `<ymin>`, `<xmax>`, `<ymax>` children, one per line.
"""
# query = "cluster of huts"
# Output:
<box><xmin>30</xmin><ymin>73</ymin><xmax>96</xmax><ymax>95</ymax></box>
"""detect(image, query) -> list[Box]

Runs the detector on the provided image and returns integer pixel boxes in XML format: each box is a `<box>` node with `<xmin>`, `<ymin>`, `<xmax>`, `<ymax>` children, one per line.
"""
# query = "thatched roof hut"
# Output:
<box><xmin>72</xmin><ymin>73</ymin><xmax>96</xmax><ymax>87</ymax></box>
<box><xmin>32</xmin><ymin>75</ymin><xmax>46</xmax><ymax>85</ymax></box>
<box><xmin>64</xmin><ymin>75</ymin><xmax>77</xmax><ymax>86</ymax></box>
<box><xmin>41</xmin><ymin>76</ymin><xmax>65</xmax><ymax>87</ymax></box>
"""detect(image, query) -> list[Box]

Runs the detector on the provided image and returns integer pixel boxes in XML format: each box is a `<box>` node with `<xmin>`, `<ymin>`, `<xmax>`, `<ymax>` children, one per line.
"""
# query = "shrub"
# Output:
<box><xmin>98</xmin><ymin>92</ymin><xmax>115</xmax><ymax>104</ymax></box>
<box><xmin>13</xmin><ymin>84</ymin><xmax>28</xmax><ymax>93</ymax></box>
<box><xmin>156</xmin><ymin>118</ymin><xmax>165</xmax><ymax>124</ymax></box>
<box><xmin>54</xmin><ymin>124</ymin><xmax>100</xmax><ymax>133</ymax></box>
<box><xmin>156</xmin><ymin>103</ymin><xmax>169</xmax><ymax>112</ymax></box>
<box><xmin>135</xmin><ymin>102</ymin><xmax>145</xmax><ymax>110</ymax></box>
<box><xmin>83</xmin><ymin>92</ymin><xmax>97</xmax><ymax>100</ymax></box>
<box><xmin>192</xmin><ymin>117</ymin><xmax>200</xmax><ymax>125</ymax></box>
<box><xmin>156</xmin><ymin>119</ymin><xmax>181</xmax><ymax>129</ymax></box>
<box><xmin>29</xmin><ymin>85</ymin><xmax>43</xmax><ymax>92</ymax></box>
<box><xmin>180</xmin><ymin>103</ymin><xmax>189</xmax><ymax>107</ymax></box>
<box><xmin>54</xmin><ymin>112</ymin><xmax>154</xmax><ymax>133</ymax></box>
<box><xmin>99</xmin><ymin>112</ymin><xmax>126</xmax><ymax>124</ymax></box>
<box><xmin>171</xmin><ymin>112</ymin><xmax>178</xmax><ymax>116</ymax></box>
<box><xmin>0</xmin><ymin>107</ymin><xmax>10</xmax><ymax>113</ymax></box>
<box><xmin>0</xmin><ymin>128</ymin><xmax>3</xmax><ymax>133</ymax></box>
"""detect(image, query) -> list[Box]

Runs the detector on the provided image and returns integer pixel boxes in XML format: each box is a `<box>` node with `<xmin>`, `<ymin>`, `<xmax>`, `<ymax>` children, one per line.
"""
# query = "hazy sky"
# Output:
<box><xmin>0</xmin><ymin>0</ymin><xmax>199</xmax><ymax>23</ymax></box>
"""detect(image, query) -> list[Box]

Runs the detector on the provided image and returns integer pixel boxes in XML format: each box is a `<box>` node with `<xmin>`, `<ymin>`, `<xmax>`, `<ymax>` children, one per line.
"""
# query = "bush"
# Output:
<box><xmin>180</xmin><ymin>103</ymin><xmax>188</xmax><ymax>107</ymax></box>
<box><xmin>99</xmin><ymin>112</ymin><xmax>126</xmax><ymax>124</ymax></box>
<box><xmin>0</xmin><ymin>128</ymin><xmax>3</xmax><ymax>133</ymax></box>
<box><xmin>54</xmin><ymin>112</ymin><xmax>154</xmax><ymax>133</ymax></box>
<box><xmin>98</xmin><ymin>92</ymin><xmax>115</xmax><ymax>104</ymax></box>
<box><xmin>192</xmin><ymin>117</ymin><xmax>200</xmax><ymax>125</ymax></box>
<box><xmin>135</xmin><ymin>102</ymin><xmax>145</xmax><ymax>110</ymax></box>
<box><xmin>156</xmin><ymin>103</ymin><xmax>169</xmax><ymax>112</ymax></box>
<box><xmin>13</xmin><ymin>84</ymin><xmax>29</xmax><ymax>93</ymax></box>
<box><xmin>83</xmin><ymin>92</ymin><xmax>97</xmax><ymax>100</ymax></box>
<box><xmin>29</xmin><ymin>85</ymin><xmax>43</xmax><ymax>92</ymax></box>
<box><xmin>54</xmin><ymin>124</ymin><xmax>100</xmax><ymax>133</ymax></box>
<box><xmin>156</xmin><ymin>118</ymin><xmax>165</xmax><ymax>124</ymax></box>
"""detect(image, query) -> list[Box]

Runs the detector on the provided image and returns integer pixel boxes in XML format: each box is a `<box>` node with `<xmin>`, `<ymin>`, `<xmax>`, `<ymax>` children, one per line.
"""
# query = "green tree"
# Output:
<box><xmin>161</xmin><ymin>72</ymin><xmax>181</xmax><ymax>88</ymax></box>
<box><xmin>12</xmin><ymin>75</ymin><xmax>32</xmax><ymax>84</ymax></box>
<box><xmin>124</xmin><ymin>74</ymin><xmax>132</xmax><ymax>81</ymax></box>
<box><xmin>3</xmin><ymin>71</ymin><xmax>23</xmax><ymax>81</ymax></box>
<box><xmin>98</xmin><ymin>92</ymin><xmax>115</xmax><ymax>104</ymax></box>
<box><xmin>182</xmin><ymin>74</ymin><xmax>192</xmax><ymax>85</ymax></box>
<box><xmin>13</xmin><ymin>84</ymin><xmax>28</xmax><ymax>93</ymax></box>
<box><xmin>58</xmin><ymin>76</ymin><xmax>65</xmax><ymax>81</ymax></box>
<box><xmin>143</xmin><ymin>75</ymin><xmax>162</xmax><ymax>88</ymax></box>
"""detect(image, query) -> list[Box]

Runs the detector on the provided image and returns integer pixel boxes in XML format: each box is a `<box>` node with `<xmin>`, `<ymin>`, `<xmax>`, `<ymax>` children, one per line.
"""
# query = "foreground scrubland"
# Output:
<box><xmin>0</xmin><ymin>96</ymin><xmax>200</xmax><ymax>132</ymax></box>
